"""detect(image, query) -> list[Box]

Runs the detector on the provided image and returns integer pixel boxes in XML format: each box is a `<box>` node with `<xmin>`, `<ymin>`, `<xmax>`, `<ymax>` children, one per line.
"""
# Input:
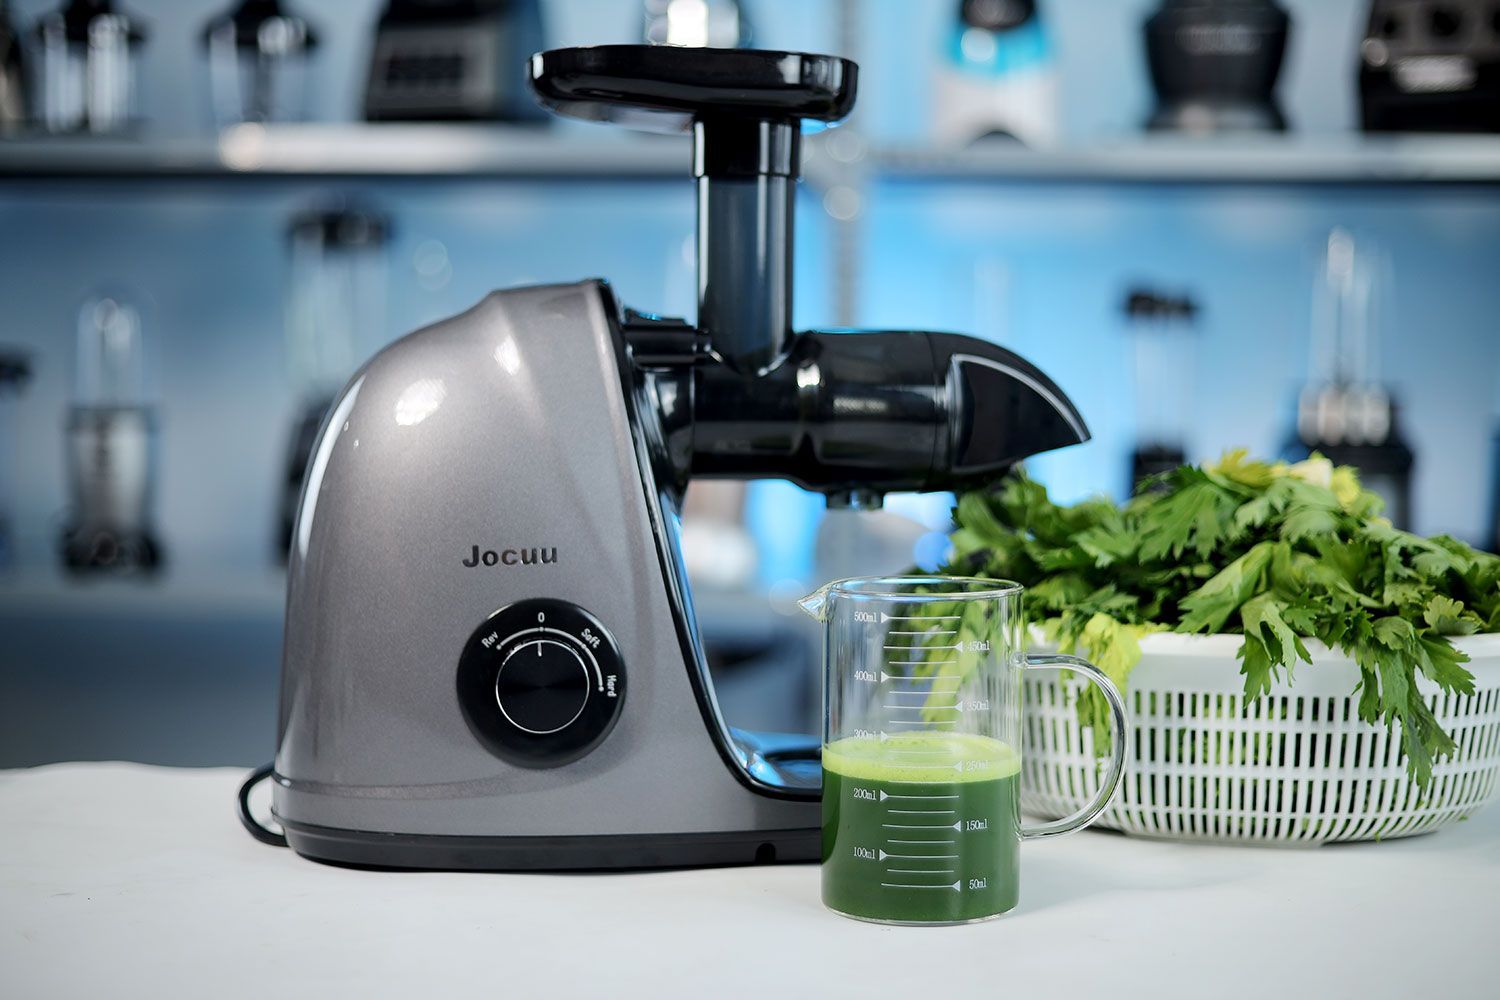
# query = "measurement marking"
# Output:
<box><xmin>882</xmin><ymin>614</ymin><xmax>963</xmax><ymax>621</ymax></box>
<box><xmin>880</xmin><ymin>851</ymin><xmax>959</xmax><ymax>859</ymax></box>
<box><xmin>885</xmin><ymin>839</ymin><xmax>957</xmax><ymax>845</ymax></box>
<box><xmin>881</xmin><ymin>882</ymin><xmax>962</xmax><ymax>891</ymax></box>
<box><xmin>881</xmin><ymin>750</ymin><xmax>954</xmax><ymax>756</ymax></box>
<box><xmin>888</xmin><ymin>809</ymin><xmax>956</xmax><ymax>815</ymax></box>
<box><xmin>886</xmin><ymin>629</ymin><xmax>958</xmax><ymax>636</ymax></box>
<box><xmin>886</xmin><ymin>719</ymin><xmax>957</xmax><ymax>726</ymax></box>
<box><xmin>881</xmin><ymin>791</ymin><xmax>960</xmax><ymax>800</ymax></box>
<box><xmin>883</xmin><ymin>823</ymin><xmax>959</xmax><ymax>829</ymax></box>
<box><xmin>886</xmin><ymin>869</ymin><xmax>957</xmax><ymax>875</ymax></box>
<box><xmin>884</xmin><ymin>660</ymin><xmax>957</xmax><ymax>666</ymax></box>
<box><xmin>873</xmin><ymin>763</ymin><xmax>962</xmax><ymax>770</ymax></box>
<box><xmin>882</xmin><ymin>673</ymin><xmax>961</xmax><ymax>683</ymax></box>
<box><xmin>884</xmin><ymin>690</ymin><xmax>958</xmax><ymax>698</ymax></box>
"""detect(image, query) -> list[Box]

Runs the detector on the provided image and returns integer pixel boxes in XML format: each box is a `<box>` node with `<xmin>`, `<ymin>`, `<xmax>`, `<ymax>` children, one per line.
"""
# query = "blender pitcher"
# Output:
<box><xmin>800</xmin><ymin>576</ymin><xmax>1128</xmax><ymax>924</ymax></box>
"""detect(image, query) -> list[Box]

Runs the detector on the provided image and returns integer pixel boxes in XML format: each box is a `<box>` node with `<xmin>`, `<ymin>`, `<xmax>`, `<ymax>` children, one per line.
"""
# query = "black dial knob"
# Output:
<box><xmin>456</xmin><ymin>599</ymin><xmax>626</xmax><ymax>768</ymax></box>
<box><xmin>495</xmin><ymin>637</ymin><xmax>591</xmax><ymax>735</ymax></box>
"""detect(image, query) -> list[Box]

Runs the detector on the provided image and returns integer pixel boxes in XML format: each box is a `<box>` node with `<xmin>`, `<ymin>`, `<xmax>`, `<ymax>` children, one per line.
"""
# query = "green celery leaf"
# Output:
<box><xmin>1177</xmin><ymin>542</ymin><xmax>1275</xmax><ymax>634</ymax></box>
<box><xmin>1423</xmin><ymin>595</ymin><xmax>1481</xmax><ymax>636</ymax></box>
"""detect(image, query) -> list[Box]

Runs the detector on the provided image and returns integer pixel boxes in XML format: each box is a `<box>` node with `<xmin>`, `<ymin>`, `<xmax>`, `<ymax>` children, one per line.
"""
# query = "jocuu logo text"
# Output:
<box><xmin>463</xmin><ymin>545</ymin><xmax>558</xmax><ymax>567</ymax></box>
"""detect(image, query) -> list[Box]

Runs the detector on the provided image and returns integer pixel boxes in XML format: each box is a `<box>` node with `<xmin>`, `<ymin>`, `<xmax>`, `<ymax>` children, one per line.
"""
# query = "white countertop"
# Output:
<box><xmin>3</xmin><ymin>763</ymin><xmax>1498</xmax><ymax>1000</ymax></box>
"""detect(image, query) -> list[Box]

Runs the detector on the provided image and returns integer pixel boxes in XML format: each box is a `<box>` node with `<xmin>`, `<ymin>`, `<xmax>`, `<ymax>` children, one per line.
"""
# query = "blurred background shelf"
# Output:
<box><xmin>6</xmin><ymin>129</ymin><xmax>1498</xmax><ymax>186</ymax></box>
<box><xmin>0</xmin><ymin>125</ymin><xmax>692</xmax><ymax>180</ymax></box>
<box><xmin>874</xmin><ymin>136</ymin><xmax>1500</xmax><ymax>186</ymax></box>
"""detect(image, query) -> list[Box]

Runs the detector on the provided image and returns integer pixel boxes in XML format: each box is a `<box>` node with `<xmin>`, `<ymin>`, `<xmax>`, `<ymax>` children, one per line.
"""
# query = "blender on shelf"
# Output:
<box><xmin>62</xmin><ymin>292</ymin><xmax>161</xmax><ymax>573</ymax></box>
<box><xmin>932</xmin><ymin>0</ymin><xmax>1059</xmax><ymax>147</ymax></box>
<box><xmin>1285</xmin><ymin>229</ymin><xmax>1414</xmax><ymax>529</ymax></box>
<box><xmin>1359</xmin><ymin>0</ymin><xmax>1500</xmax><ymax>133</ymax></box>
<box><xmin>32</xmin><ymin>0</ymin><xmax>145</xmax><ymax>134</ymax></box>
<box><xmin>362</xmin><ymin>0</ymin><xmax>546</xmax><ymax>122</ymax></box>
<box><xmin>0</xmin><ymin>348</ymin><xmax>30</xmax><ymax>570</ymax></box>
<box><xmin>278</xmin><ymin>202</ymin><xmax>390</xmax><ymax>560</ymax></box>
<box><xmin>643</xmin><ymin>0</ymin><xmax>749</xmax><ymax>48</ymax></box>
<box><xmin>1143</xmin><ymin>0</ymin><xmax>1291</xmax><ymax>133</ymax></box>
<box><xmin>1124</xmin><ymin>286</ymin><xmax>1199</xmax><ymax>492</ymax></box>
<box><xmin>0</xmin><ymin>0</ymin><xmax>25</xmax><ymax>130</ymax></box>
<box><xmin>202</xmin><ymin>0</ymin><xmax>317</xmax><ymax>129</ymax></box>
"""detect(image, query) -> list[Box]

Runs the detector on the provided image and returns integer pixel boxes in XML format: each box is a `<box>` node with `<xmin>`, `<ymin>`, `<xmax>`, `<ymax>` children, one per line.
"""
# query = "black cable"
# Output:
<box><xmin>237</xmin><ymin>763</ymin><xmax>289</xmax><ymax>848</ymax></box>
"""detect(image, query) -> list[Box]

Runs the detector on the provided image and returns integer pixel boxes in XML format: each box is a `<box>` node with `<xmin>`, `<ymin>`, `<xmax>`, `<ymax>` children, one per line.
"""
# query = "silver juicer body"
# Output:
<box><xmin>265</xmin><ymin>45</ymin><xmax>1090</xmax><ymax>869</ymax></box>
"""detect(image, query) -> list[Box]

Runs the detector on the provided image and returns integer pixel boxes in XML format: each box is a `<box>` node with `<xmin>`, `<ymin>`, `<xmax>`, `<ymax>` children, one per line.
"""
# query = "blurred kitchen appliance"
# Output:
<box><xmin>933</xmin><ymin>0</ymin><xmax>1059</xmax><ymax>146</ymax></box>
<box><xmin>1124</xmin><ymin>286</ymin><xmax>1198</xmax><ymax>491</ymax></box>
<box><xmin>62</xmin><ymin>294</ymin><xmax>160</xmax><ymax>572</ymax></box>
<box><xmin>0</xmin><ymin>348</ymin><xmax>29</xmax><ymax>569</ymax></box>
<box><xmin>1359</xmin><ymin>0</ymin><xmax>1500</xmax><ymax>132</ymax></box>
<box><xmin>33</xmin><ymin>0</ymin><xmax>144</xmax><ymax>134</ymax></box>
<box><xmin>679</xmin><ymin>481</ymin><xmax>756</xmax><ymax>591</ymax></box>
<box><xmin>278</xmin><ymin>203</ymin><xmax>390</xmax><ymax>560</ymax></box>
<box><xmin>643</xmin><ymin>0</ymin><xmax>748</xmax><ymax>47</ymax></box>
<box><xmin>362</xmin><ymin>0</ymin><xmax>545</xmax><ymax>122</ymax></box>
<box><xmin>203</xmin><ymin>0</ymin><xmax>316</xmax><ymax>128</ymax></box>
<box><xmin>1144</xmin><ymin>0</ymin><xmax>1290</xmax><ymax>133</ymax></box>
<box><xmin>246</xmin><ymin>45</ymin><xmax>1092</xmax><ymax>871</ymax></box>
<box><xmin>1</xmin><ymin>0</ymin><xmax>25</xmax><ymax>130</ymax></box>
<box><xmin>1286</xmin><ymin>229</ymin><xmax>1413</xmax><ymax>528</ymax></box>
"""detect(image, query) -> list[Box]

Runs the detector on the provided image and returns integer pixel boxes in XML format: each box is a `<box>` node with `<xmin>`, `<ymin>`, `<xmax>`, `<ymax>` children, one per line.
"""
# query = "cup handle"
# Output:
<box><xmin>1018</xmin><ymin>652</ymin><xmax>1129</xmax><ymax>841</ymax></box>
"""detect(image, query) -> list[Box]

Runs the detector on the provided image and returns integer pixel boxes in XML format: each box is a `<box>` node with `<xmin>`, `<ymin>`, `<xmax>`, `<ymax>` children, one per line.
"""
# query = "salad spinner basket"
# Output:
<box><xmin>1021</xmin><ymin>633</ymin><xmax>1500</xmax><ymax>844</ymax></box>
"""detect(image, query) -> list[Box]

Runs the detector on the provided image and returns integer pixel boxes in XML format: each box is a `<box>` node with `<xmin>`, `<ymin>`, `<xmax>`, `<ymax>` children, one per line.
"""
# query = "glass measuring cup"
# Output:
<box><xmin>800</xmin><ymin>576</ymin><xmax>1128</xmax><ymax>924</ymax></box>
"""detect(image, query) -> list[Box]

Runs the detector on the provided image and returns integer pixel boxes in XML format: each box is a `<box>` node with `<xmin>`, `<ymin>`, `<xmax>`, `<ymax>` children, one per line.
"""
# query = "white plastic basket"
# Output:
<box><xmin>1021</xmin><ymin>633</ymin><xmax>1500</xmax><ymax>844</ymax></box>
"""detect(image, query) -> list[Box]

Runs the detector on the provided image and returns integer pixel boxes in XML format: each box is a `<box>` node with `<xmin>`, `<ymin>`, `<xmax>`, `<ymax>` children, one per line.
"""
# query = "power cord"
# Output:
<box><xmin>237</xmin><ymin>763</ymin><xmax>288</xmax><ymax>848</ymax></box>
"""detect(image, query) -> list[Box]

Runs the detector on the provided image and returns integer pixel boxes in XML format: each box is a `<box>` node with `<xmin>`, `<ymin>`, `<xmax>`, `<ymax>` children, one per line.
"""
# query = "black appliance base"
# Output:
<box><xmin>281</xmin><ymin>819</ymin><xmax>821</xmax><ymax>872</ymax></box>
<box><xmin>1148</xmin><ymin>100</ymin><xmax>1285</xmax><ymax>133</ymax></box>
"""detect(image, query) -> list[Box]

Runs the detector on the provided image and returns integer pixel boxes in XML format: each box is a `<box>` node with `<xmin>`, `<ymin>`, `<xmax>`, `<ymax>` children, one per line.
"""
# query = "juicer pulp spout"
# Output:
<box><xmin>928</xmin><ymin>332</ymin><xmax>1092</xmax><ymax>489</ymax></box>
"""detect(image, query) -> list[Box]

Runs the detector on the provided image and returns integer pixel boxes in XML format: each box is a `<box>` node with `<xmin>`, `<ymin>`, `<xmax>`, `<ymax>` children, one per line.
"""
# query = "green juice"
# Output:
<box><xmin>821</xmin><ymin>732</ymin><xmax>1020</xmax><ymax>924</ymax></box>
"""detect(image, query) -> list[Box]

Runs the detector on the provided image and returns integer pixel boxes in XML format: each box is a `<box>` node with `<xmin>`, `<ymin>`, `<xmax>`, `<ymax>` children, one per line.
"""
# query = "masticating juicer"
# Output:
<box><xmin>263</xmin><ymin>45</ymin><xmax>1090</xmax><ymax>870</ymax></box>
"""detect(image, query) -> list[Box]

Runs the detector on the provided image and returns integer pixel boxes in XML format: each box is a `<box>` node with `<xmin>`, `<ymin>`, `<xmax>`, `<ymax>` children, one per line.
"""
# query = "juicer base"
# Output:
<box><xmin>280</xmin><ymin>818</ymin><xmax>821</xmax><ymax>872</ymax></box>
